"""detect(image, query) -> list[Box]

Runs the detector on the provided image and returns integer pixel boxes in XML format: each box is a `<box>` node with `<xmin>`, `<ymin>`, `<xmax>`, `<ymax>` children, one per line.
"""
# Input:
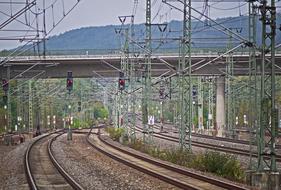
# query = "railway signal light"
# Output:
<box><xmin>2</xmin><ymin>79</ymin><xmax>8</xmax><ymax>92</ymax></box>
<box><xmin>119</xmin><ymin>79</ymin><xmax>125</xmax><ymax>91</ymax></box>
<box><xmin>66</xmin><ymin>71</ymin><xmax>73</xmax><ymax>92</ymax></box>
<box><xmin>119</xmin><ymin>72</ymin><xmax>125</xmax><ymax>91</ymax></box>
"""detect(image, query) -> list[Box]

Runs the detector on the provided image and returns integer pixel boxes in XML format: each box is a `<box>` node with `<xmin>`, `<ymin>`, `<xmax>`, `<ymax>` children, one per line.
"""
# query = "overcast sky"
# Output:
<box><xmin>53</xmin><ymin>0</ymin><xmax>247</xmax><ymax>30</ymax></box>
<box><xmin>1</xmin><ymin>0</ymin><xmax>279</xmax><ymax>50</ymax></box>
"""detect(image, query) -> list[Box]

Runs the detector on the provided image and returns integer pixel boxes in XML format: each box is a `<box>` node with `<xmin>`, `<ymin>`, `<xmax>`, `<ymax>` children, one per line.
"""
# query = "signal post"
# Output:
<box><xmin>66</xmin><ymin>71</ymin><xmax>73</xmax><ymax>141</ymax></box>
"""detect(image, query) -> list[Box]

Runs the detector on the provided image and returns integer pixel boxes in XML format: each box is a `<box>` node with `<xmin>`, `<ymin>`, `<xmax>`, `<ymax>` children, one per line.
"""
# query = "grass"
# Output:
<box><xmin>105</xmin><ymin>126</ymin><xmax>245</xmax><ymax>182</ymax></box>
<box><xmin>105</xmin><ymin>127</ymin><xmax>125</xmax><ymax>141</ymax></box>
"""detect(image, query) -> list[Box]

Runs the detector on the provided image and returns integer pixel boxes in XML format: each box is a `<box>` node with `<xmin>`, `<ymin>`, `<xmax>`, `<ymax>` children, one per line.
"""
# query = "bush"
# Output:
<box><xmin>105</xmin><ymin>127</ymin><xmax>125</xmax><ymax>141</ymax></box>
<box><xmin>222</xmin><ymin>157</ymin><xmax>245</xmax><ymax>181</ymax></box>
<box><xmin>73</xmin><ymin>119</ymin><xmax>93</xmax><ymax>129</ymax></box>
<box><xmin>203</xmin><ymin>151</ymin><xmax>230</xmax><ymax>174</ymax></box>
<box><xmin>130</xmin><ymin>139</ymin><xmax>146</xmax><ymax>151</ymax></box>
<box><xmin>106</xmin><ymin>133</ymin><xmax>245</xmax><ymax>182</ymax></box>
<box><xmin>160</xmin><ymin>148</ymin><xmax>193</xmax><ymax>166</ymax></box>
<box><xmin>190</xmin><ymin>151</ymin><xmax>245</xmax><ymax>182</ymax></box>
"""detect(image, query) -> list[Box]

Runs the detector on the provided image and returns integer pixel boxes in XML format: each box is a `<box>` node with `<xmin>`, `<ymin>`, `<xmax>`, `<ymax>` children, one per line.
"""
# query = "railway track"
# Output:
<box><xmin>24</xmin><ymin>131</ymin><xmax>84</xmax><ymax>190</ymax></box>
<box><xmin>134</xmin><ymin>113</ymin><xmax>281</xmax><ymax>149</ymax></box>
<box><xmin>154</xmin><ymin>122</ymin><xmax>281</xmax><ymax>149</ymax></box>
<box><xmin>86</xmin><ymin>129</ymin><xmax>249</xmax><ymax>190</ymax></box>
<box><xmin>134</xmin><ymin>125</ymin><xmax>281</xmax><ymax>162</ymax></box>
<box><xmin>135</xmin><ymin>115</ymin><xmax>281</xmax><ymax>149</ymax></box>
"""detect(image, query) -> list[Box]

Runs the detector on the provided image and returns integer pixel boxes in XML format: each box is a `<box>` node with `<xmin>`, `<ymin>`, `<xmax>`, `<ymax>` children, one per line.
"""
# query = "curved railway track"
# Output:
<box><xmin>24</xmin><ymin>131</ymin><xmax>84</xmax><ymax>190</ymax></box>
<box><xmin>134</xmin><ymin>125</ymin><xmax>281</xmax><ymax>162</ymax></box>
<box><xmin>86</xmin><ymin>129</ymin><xmax>249</xmax><ymax>190</ymax></box>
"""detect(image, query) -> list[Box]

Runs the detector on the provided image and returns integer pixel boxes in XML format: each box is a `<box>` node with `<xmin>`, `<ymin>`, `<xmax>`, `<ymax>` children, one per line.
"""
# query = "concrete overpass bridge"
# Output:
<box><xmin>2</xmin><ymin>50</ymin><xmax>280</xmax><ymax>138</ymax></box>
<box><xmin>1</xmin><ymin>51</ymin><xmax>281</xmax><ymax>79</ymax></box>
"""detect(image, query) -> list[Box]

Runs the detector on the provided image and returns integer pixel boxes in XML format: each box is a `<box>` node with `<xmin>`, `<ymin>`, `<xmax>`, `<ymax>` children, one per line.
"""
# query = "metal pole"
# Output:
<box><xmin>129</xmin><ymin>16</ymin><xmax>136</xmax><ymax>141</ymax></box>
<box><xmin>248</xmin><ymin>1</ymin><xmax>257</xmax><ymax>170</ymax></box>
<box><xmin>28</xmin><ymin>80</ymin><xmax>33</xmax><ymax>137</ymax></box>
<box><xmin>258</xmin><ymin>0</ymin><xmax>277</xmax><ymax>171</ymax></box>
<box><xmin>142</xmin><ymin>0</ymin><xmax>152</xmax><ymax>144</ymax></box>
<box><xmin>120</xmin><ymin>28</ymin><xmax>129</xmax><ymax>137</ymax></box>
<box><xmin>198</xmin><ymin>77</ymin><xmax>203</xmax><ymax>133</ymax></box>
<box><xmin>178</xmin><ymin>0</ymin><xmax>192</xmax><ymax>150</ymax></box>
<box><xmin>225</xmin><ymin>29</ymin><xmax>235</xmax><ymax>137</ymax></box>
<box><xmin>207</xmin><ymin>78</ymin><xmax>214</xmax><ymax>130</ymax></box>
<box><xmin>7</xmin><ymin>67</ymin><xmax>11</xmax><ymax>133</ymax></box>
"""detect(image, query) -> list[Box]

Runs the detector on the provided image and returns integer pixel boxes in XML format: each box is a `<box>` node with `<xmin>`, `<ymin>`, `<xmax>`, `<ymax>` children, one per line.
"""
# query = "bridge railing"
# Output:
<box><xmin>1</xmin><ymin>47</ymin><xmax>281</xmax><ymax>61</ymax></box>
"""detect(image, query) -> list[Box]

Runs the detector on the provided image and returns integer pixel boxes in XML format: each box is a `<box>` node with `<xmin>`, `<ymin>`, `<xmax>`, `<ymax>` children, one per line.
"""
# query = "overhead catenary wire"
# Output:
<box><xmin>1</xmin><ymin>0</ymin><xmax>81</xmax><ymax>65</ymax></box>
<box><xmin>0</xmin><ymin>0</ymin><xmax>82</xmax><ymax>94</ymax></box>
<box><xmin>210</xmin><ymin>2</ymin><xmax>247</xmax><ymax>10</ymax></box>
<box><xmin>162</xmin><ymin>0</ymin><xmax>250</xmax><ymax>44</ymax></box>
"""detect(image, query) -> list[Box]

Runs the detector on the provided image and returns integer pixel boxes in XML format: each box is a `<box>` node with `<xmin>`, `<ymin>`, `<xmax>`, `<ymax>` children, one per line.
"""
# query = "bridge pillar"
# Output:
<box><xmin>215</xmin><ymin>77</ymin><xmax>225</xmax><ymax>136</ymax></box>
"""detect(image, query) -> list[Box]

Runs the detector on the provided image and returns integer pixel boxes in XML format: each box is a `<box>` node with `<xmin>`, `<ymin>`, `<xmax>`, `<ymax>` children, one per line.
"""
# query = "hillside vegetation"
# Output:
<box><xmin>2</xmin><ymin>15</ymin><xmax>280</xmax><ymax>54</ymax></box>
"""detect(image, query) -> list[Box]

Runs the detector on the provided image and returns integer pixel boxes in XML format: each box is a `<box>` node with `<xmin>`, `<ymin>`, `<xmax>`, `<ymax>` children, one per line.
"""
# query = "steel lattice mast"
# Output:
<box><xmin>128</xmin><ymin>16</ymin><xmax>137</xmax><ymax>141</ymax></box>
<box><xmin>248</xmin><ymin>1</ymin><xmax>257</xmax><ymax>170</ymax></box>
<box><xmin>7</xmin><ymin>67</ymin><xmax>11</xmax><ymax>133</ymax></box>
<box><xmin>120</xmin><ymin>28</ymin><xmax>129</xmax><ymax>133</ymax></box>
<box><xmin>258</xmin><ymin>0</ymin><xmax>277</xmax><ymax>171</ymax></box>
<box><xmin>178</xmin><ymin>0</ymin><xmax>192</xmax><ymax>150</ymax></box>
<box><xmin>225</xmin><ymin>30</ymin><xmax>234</xmax><ymax>137</ymax></box>
<box><xmin>28</xmin><ymin>80</ymin><xmax>33</xmax><ymax>135</ymax></box>
<box><xmin>142</xmin><ymin>0</ymin><xmax>152</xmax><ymax>143</ymax></box>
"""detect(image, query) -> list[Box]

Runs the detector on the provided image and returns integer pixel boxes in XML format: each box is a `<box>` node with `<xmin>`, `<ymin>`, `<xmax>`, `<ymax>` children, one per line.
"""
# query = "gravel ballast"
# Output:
<box><xmin>52</xmin><ymin>133</ymin><xmax>179</xmax><ymax>190</ymax></box>
<box><xmin>0</xmin><ymin>137</ymin><xmax>37</xmax><ymax>190</ymax></box>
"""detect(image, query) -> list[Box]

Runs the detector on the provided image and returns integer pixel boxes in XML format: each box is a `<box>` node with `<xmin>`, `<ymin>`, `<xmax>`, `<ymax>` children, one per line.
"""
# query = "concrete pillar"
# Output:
<box><xmin>198</xmin><ymin>77</ymin><xmax>203</xmax><ymax>132</ymax></box>
<box><xmin>247</xmin><ymin>171</ymin><xmax>281</xmax><ymax>190</ymax></box>
<box><xmin>215</xmin><ymin>77</ymin><xmax>225</xmax><ymax>136</ymax></box>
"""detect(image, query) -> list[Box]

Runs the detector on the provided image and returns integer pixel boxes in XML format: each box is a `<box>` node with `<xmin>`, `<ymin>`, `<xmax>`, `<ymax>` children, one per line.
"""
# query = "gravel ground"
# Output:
<box><xmin>52</xmin><ymin>133</ymin><xmax>179</xmax><ymax>190</ymax></box>
<box><xmin>0</xmin><ymin>136</ymin><xmax>38</xmax><ymax>190</ymax></box>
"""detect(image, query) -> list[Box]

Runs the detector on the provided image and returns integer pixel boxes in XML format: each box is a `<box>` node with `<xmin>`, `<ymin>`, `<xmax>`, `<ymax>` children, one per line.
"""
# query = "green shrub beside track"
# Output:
<box><xmin>105</xmin><ymin>127</ymin><xmax>125</xmax><ymax>141</ymax></box>
<box><xmin>105</xmin><ymin>126</ymin><xmax>245</xmax><ymax>182</ymax></box>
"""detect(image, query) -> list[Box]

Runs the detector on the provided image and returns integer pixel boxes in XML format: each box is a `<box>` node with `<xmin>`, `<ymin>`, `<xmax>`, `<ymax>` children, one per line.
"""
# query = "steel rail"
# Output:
<box><xmin>24</xmin><ymin>130</ymin><xmax>84</xmax><ymax>190</ymax></box>
<box><xmin>152</xmin><ymin>121</ymin><xmax>281</xmax><ymax>149</ymax></box>
<box><xmin>86</xmin><ymin>131</ymin><xmax>249</xmax><ymax>190</ymax></box>
<box><xmin>24</xmin><ymin>134</ymin><xmax>49</xmax><ymax>190</ymax></box>
<box><xmin>48</xmin><ymin>133</ymin><xmax>85</xmax><ymax>190</ymax></box>
<box><xmin>87</xmin><ymin>131</ymin><xmax>247</xmax><ymax>190</ymax></box>
<box><xmin>134</xmin><ymin>126</ymin><xmax>281</xmax><ymax>162</ymax></box>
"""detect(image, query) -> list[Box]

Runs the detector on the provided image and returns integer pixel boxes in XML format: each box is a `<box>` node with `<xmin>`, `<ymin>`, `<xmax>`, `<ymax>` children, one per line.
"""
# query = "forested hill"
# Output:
<box><xmin>12</xmin><ymin>15</ymin><xmax>281</xmax><ymax>52</ymax></box>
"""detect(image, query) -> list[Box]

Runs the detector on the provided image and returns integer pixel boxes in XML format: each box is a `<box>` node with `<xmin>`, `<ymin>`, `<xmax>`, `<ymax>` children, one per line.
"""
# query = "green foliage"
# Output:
<box><xmin>221</xmin><ymin>157</ymin><xmax>245</xmax><ymax>181</ymax></box>
<box><xmin>3</xmin><ymin>15</ymin><xmax>280</xmax><ymax>54</ymax></box>
<box><xmin>203</xmin><ymin>151</ymin><xmax>228</xmax><ymax>174</ymax></box>
<box><xmin>73</xmin><ymin>118</ymin><xmax>93</xmax><ymax>129</ymax></box>
<box><xmin>157</xmin><ymin>148</ymin><xmax>193</xmax><ymax>166</ymax></box>
<box><xmin>105</xmin><ymin>127</ymin><xmax>125</xmax><ymax>141</ymax></box>
<box><xmin>163</xmin><ymin>103</ymin><xmax>174</xmax><ymax>122</ymax></box>
<box><xmin>73</xmin><ymin>119</ymin><xmax>80</xmax><ymax>129</ymax></box>
<box><xmin>120</xmin><ymin>137</ymin><xmax>245</xmax><ymax>182</ymax></box>
<box><xmin>92</xmin><ymin>102</ymin><xmax>109</xmax><ymax>120</ymax></box>
<box><xmin>190</xmin><ymin>151</ymin><xmax>245</xmax><ymax>182</ymax></box>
